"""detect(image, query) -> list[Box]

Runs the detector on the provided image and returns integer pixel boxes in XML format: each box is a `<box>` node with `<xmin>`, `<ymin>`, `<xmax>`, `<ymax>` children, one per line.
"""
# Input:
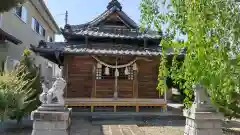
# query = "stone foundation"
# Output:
<box><xmin>184</xmin><ymin>111</ymin><xmax>223</xmax><ymax>135</ymax></box>
<box><xmin>183</xmin><ymin>85</ymin><xmax>224</xmax><ymax>135</ymax></box>
<box><xmin>31</xmin><ymin>107</ymin><xmax>72</xmax><ymax>135</ymax></box>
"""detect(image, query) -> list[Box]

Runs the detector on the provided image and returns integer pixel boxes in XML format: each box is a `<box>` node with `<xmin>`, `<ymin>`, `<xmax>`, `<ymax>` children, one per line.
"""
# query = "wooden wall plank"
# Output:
<box><xmin>67</xmin><ymin>56</ymin><xmax>94</xmax><ymax>98</ymax></box>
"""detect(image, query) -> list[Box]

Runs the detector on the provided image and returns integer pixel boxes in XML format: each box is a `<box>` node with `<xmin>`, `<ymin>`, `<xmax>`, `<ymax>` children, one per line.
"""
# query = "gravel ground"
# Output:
<box><xmin>0</xmin><ymin>117</ymin><xmax>185</xmax><ymax>135</ymax></box>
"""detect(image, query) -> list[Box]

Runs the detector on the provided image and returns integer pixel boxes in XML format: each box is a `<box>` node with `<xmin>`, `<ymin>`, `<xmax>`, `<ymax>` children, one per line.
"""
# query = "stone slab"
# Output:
<box><xmin>40</xmin><ymin>104</ymin><xmax>65</xmax><ymax>108</ymax></box>
<box><xmin>37</xmin><ymin>105</ymin><xmax>67</xmax><ymax>111</ymax></box>
<box><xmin>31</xmin><ymin>108</ymin><xmax>72</xmax><ymax>135</ymax></box>
<box><xmin>32</xmin><ymin>129</ymin><xmax>70</xmax><ymax>135</ymax></box>
<box><xmin>185</xmin><ymin>117</ymin><xmax>223</xmax><ymax>129</ymax></box>
<box><xmin>183</xmin><ymin>109</ymin><xmax>223</xmax><ymax>120</ymax></box>
<box><xmin>184</xmin><ymin>113</ymin><xmax>223</xmax><ymax>135</ymax></box>
<box><xmin>31</xmin><ymin>111</ymin><xmax>70</xmax><ymax>121</ymax></box>
<box><xmin>31</xmin><ymin>108</ymin><xmax>72</xmax><ymax>121</ymax></box>
<box><xmin>33</xmin><ymin>121</ymin><xmax>70</xmax><ymax>130</ymax></box>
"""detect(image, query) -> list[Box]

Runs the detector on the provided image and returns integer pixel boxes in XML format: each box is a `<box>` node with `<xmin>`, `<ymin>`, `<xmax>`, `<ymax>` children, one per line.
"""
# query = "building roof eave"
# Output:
<box><xmin>30</xmin><ymin>44</ymin><xmax>63</xmax><ymax>65</ymax></box>
<box><xmin>30</xmin><ymin>42</ymin><xmax>162</xmax><ymax>57</ymax></box>
<box><xmin>30</xmin><ymin>41</ymin><xmax>187</xmax><ymax>64</ymax></box>
<box><xmin>39</xmin><ymin>0</ymin><xmax>61</xmax><ymax>33</ymax></box>
<box><xmin>88</xmin><ymin>7</ymin><xmax>138</xmax><ymax>29</ymax></box>
<box><xmin>62</xmin><ymin>29</ymin><xmax>162</xmax><ymax>41</ymax></box>
<box><xmin>67</xmin><ymin>3</ymin><xmax>139</xmax><ymax>32</ymax></box>
<box><xmin>30</xmin><ymin>0</ymin><xmax>60</xmax><ymax>34</ymax></box>
<box><xmin>0</xmin><ymin>28</ymin><xmax>22</xmax><ymax>45</ymax></box>
<box><xmin>63</xmin><ymin>48</ymin><xmax>162</xmax><ymax>56</ymax></box>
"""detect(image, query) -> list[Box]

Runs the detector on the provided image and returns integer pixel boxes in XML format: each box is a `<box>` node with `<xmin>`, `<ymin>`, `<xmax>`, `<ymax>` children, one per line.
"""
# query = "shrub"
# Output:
<box><xmin>8</xmin><ymin>49</ymin><xmax>41</xmax><ymax>123</ymax></box>
<box><xmin>0</xmin><ymin>66</ymin><xmax>35</xmax><ymax>122</ymax></box>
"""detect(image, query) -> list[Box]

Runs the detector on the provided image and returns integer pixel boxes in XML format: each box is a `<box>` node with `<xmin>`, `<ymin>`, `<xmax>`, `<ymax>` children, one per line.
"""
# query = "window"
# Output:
<box><xmin>35</xmin><ymin>21</ymin><xmax>40</xmax><ymax>33</ymax></box>
<box><xmin>14</xmin><ymin>6</ymin><xmax>22</xmax><ymax>17</ymax></box>
<box><xmin>39</xmin><ymin>26</ymin><xmax>46</xmax><ymax>37</ymax></box>
<box><xmin>96</xmin><ymin>67</ymin><xmax>102</xmax><ymax>79</ymax></box>
<box><xmin>32</xmin><ymin>17</ymin><xmax>45</xmax><ymax>37</ymax></box>
<box><xmin>39</xmin><ymin>26</ymin><xmax>43</xmax><ymax>35</ymax></box>
<box><xmin>13</xmin><ymin>6</ymin><xmax>27</xmax><ymax>23</ymax></box>
<box><xmin>42</xmin><ymin>27</ymin><xmax>46</xmax><ymax>37</ymax></box>
<box><xmin>31</xmin><ymin>17</ymin><xmax>40</xmax><ymax>32</ymax></box>
<box><xmin>31</xmin><ymin>18</ymin><xmax>35</xmax><ymax>30</ymax></box>
<box><xmin>96</xmin><ymin>65</ymin><xmax>134</xmax><ymax>80</ymax></box>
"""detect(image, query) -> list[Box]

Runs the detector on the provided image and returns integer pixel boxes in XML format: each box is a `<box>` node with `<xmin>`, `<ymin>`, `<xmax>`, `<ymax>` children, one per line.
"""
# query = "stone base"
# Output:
<box><xmin>31</xmin><ymin>130</ymin><xmax>69</xmax><ymax>135</ymax></box>
<box><xmin>31</xmin><ymin>107</ymin><xmax>72</xmax><ymax>135</ymax></box>
<box><xmin>183</xmin><ymin>109</ymin><xmax>223</xmax><ymax>120</ymax></box>
<box><xmin>37</xmin><ymin>104</ymin><xmax>67</xmax><ymax>111</ymax></box>
<box><xmin>183</xmin><ymin>109</ymin><xmax>224</xmax><ymax>135</ymax></box>
<box><xmin>184</xmin><ymin>117</ymin><xmax>223</xmax><ymax>135</ymax></box>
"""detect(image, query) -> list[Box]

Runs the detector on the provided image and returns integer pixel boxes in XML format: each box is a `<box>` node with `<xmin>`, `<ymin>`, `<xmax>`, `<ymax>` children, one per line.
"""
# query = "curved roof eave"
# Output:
<box><xmin>68</xmin><ymin>6</ymin><xmax>138</xmax><ymax>31</ymax></box>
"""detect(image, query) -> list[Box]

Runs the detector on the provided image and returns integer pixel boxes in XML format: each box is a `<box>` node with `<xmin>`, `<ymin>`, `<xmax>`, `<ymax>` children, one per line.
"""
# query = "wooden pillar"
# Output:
<box><xmin>63</xmin><ymin>56</ymin><xmax>69</xmax><ymax>104</ymax></box>
<box><xmin>91</xmin><ymin>64</ymin><xmax>96</xmax><ymax>98</ymax></box>
<box><xmin>133</xmin><ymin>67</ymin><xmax>138</xmax><ymax>98</ymax></box>
<box><xmin>114</xmin><ymin>105</ymin><xmax>117</xmax><ymax>112</ymax></box>
<box><xmin>134</xmin><ymin>66</ymin><xmax>139</xmax><ymax>112</ymax></box>
<box><xmin>91</xmin><ymin>60</ymin><xmax>97</xmax><ymax>112</ymax></box>
<box><xmin>136</xmin><ymin>105</ymin><xmax>139</xmax><ymax>112</ymax></box>
<box><xmin>114</xmin><ymin>57</ymin><xmax>118</xmax><ymax>99</ymax></box>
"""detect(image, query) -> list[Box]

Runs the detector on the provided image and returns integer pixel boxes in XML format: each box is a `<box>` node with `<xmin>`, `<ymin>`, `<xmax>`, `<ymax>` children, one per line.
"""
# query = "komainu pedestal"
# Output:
<box><xmin>183</xmin><ymin>85</ymin><xmax>224</xmax><ymax>135</ymax></box>
<box><xmin>31</xmin><ymin>107</ymin><xmax>72</xmax><ymax>135</ymax></box>
<box><xmin>31</xmin><ymin>75</ymin><xmax>72</xmax><ymax>135</ymax></box>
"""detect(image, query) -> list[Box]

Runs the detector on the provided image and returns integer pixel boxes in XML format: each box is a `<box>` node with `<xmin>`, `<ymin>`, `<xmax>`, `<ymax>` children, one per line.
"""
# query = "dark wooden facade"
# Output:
<box><xmin>64</xmin><ymin>55</ymin><xmax>161</xmax><ymax>99</ymax></box>
<box><xmin>31</xmin><ymin>0</ymin><xmax>168</xmax><ymax>112</ymax></box>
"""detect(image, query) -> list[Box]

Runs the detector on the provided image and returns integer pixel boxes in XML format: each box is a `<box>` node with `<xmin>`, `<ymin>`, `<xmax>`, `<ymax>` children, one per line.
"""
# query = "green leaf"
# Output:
<box><xmin>140</xmin><ymin>0</ymin><xmax>240</xmax><ymax>118</ymax></box>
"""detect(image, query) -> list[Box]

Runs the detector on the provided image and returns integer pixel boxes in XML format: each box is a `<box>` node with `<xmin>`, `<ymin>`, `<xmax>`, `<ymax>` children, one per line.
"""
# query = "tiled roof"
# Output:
<box><xmin>30</xmin><ymin>42</ymin><xmax>188</xmax><ymax>63</ymax></box>
<box><xmin>71</xmin><ymin>29</ymin><xmax>161</xmax><ymax>40</ymax></box>
<box><xmin>107</xmin><ymin>0</ymin><xmax>122</xmax><ymax>10</ymax></box>
<box><xmin>30</xmin><ymin>41</ymin><xmax>162</xmax><ymax>56</ymax></box>
<box><xmin>68</xmin><ymin>4</ymin><xmax>138</xmax><ymax>30</ymax></box>
<box><xmin>62</xmin><ymin>1</ymin><xmax>161</xmax><ymax>40</ymax></box>
<box><xmin>64</xmin><ymin>46</ymin><xmax>161</xmax><ymax>56</ymax></box>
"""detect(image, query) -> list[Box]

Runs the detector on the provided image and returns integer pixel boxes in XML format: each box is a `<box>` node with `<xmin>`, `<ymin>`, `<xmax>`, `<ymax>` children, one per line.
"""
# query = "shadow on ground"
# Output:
<box><xmin>0</xmin><ymin>120</ymin><xmax>32</xmax><ymax>135</ymax></box>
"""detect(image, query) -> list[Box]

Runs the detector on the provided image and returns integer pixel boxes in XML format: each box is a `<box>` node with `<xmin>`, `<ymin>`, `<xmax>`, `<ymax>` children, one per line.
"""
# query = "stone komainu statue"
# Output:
<box><xmin>39</xmin><ymin>78</ymin><xmax>66</xmax><ymax>106</ymax></box>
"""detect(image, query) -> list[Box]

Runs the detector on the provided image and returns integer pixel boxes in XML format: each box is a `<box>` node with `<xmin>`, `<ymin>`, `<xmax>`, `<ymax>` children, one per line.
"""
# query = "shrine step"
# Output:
<box><xmin>71</xmin><ymin>113</ymin><xmax>185</xmax><ymax>122</ymax></box>
<box><xmin>72</xmin><ymin>112</ymin><xmax>184</xmax><ymax>120</ymax></box>
<box><xmin>90</xmin><ymin>116</ymin><xmax>185</xmax><ymax>123</ymax></box>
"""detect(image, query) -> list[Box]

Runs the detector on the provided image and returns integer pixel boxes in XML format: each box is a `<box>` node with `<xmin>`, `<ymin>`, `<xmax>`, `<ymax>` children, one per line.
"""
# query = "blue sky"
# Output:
<box><xmin>45</xmin><ymin>0</ymin><xmax>142</xmax><ymax>41</ymax></box>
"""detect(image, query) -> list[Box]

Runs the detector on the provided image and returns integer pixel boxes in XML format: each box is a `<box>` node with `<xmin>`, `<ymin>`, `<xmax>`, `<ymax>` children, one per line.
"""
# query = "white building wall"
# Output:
<box><xmin>0</xmin><ymin>1</ymin><xmax>59</xmax><ymax>86</ymax></box>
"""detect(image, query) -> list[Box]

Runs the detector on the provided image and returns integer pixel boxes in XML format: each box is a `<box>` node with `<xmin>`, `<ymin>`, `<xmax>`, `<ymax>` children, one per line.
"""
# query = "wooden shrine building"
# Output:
<box><xmin>31</xmin><ymin>0</ymin><xmax>168</xmax><ymax>112</ymax></box>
